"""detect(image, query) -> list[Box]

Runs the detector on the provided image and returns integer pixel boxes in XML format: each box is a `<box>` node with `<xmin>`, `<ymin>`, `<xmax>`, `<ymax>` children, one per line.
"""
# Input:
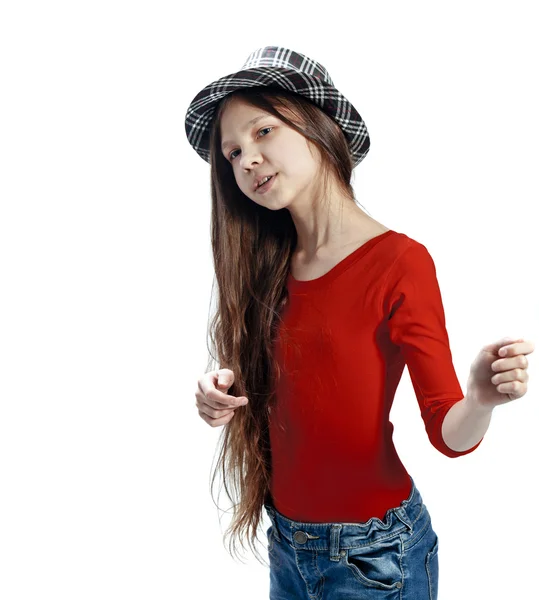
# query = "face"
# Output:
<box><xmin>219</xmin><ymin>96</ymin><xmax>323</xmax><ymax>210</ymax></box>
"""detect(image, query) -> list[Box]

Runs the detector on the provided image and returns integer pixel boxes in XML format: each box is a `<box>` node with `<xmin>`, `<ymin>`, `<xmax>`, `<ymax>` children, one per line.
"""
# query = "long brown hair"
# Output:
<box><xmin>204</xmin><ymin>85</ymin><xmax>369</xmax><ymax>565</ymax></box>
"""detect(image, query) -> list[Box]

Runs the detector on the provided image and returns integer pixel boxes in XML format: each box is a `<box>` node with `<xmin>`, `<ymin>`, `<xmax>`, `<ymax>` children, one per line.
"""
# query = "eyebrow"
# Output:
<box><xmin>221</xmin><ymin>115</ymin><xmax>268</xmax><ymax>152</ymax></box>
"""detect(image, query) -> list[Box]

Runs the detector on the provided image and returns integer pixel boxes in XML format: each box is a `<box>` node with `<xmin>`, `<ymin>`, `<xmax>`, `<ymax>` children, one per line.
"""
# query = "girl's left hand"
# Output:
<box><xmin>467</xmin><ymin>337</ymin><xmax>534</xmax><ymax>410</ymax></box>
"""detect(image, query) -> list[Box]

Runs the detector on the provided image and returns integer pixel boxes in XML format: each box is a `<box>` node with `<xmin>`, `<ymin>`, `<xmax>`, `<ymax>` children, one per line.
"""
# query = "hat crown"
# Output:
<box><xmin>241</xmin><ymin>46</ymin><xmax>334</xmax><ymax>87</ymax></box>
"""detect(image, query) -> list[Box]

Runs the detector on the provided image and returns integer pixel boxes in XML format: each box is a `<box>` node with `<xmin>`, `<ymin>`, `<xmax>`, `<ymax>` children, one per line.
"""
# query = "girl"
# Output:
<box><xmin>186</xmin><ymin>46</ymin><xmax>533</xmax><ymax>600</ymax></box>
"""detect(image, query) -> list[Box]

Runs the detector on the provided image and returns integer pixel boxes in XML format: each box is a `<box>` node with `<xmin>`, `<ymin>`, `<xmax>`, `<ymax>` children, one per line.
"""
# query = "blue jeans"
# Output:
<box><xmin>263</xmin><ymin>476</ymin><xmax>439</xmax><ymax>599</ymax></box>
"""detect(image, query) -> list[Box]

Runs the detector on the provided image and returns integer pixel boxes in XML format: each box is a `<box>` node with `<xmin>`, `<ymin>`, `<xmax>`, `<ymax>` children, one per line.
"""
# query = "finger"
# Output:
<box><xmin>499</xmin><ymin>339</ymin><xmax>533</xmax><ymax>357</ymax></box>
<box><xmin>195</xmin><ymin>390</ymin><xmax>247</xmax><ymax>418</ymax></box>
<box><xmin>195</xmin><ymin>397</ymin><xmax>233</xmax><ymax>415</ymax></box>
<box><xmin>195</xmin><ymin>392</ymin><xmax>239</xmax><ymax>414</ymax></box>
<box><xmin>209</xmin><ymin>390</ymin><xmax>249</xmax><ymax>409</ymax></box>
<box><xmin>491</xmin><ymin>368</ymin><xmax>528</xmax><ymax>385</ymax></box>
<box><xmin>197</xmin><ymin>380</ymin><xmax>248</xmax><ymax>408</ymax></box>
<box><xmin>198</xmin><ymin>408</ymin><xmax>235</xmax><ymax>427</ymax></box>
<box><xmin>495</xmin><ymin>381</ymin><xmax>516</xmax><ymax>393</ymax></box>
<box><xmin>496</xmin><ymin>380</ymin><xmax>525</xmax><ymax>395</ymax></box>
<box><xmin>492</xmin><ymin>354</ymin><xmax>528</xmax><ymax>372</ymax></box>
<box><xmin>201</xmin><ymin>404</ymin><xmax>235</xmax><ymax>419</ymax></box>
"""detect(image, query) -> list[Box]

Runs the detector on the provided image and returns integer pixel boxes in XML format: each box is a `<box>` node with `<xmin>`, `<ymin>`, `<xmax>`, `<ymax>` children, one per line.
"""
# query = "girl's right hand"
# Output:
<box><xmin>195</xmin><ymin>368</ymin><xmax>249</xmax><ymax>427</ymax></box>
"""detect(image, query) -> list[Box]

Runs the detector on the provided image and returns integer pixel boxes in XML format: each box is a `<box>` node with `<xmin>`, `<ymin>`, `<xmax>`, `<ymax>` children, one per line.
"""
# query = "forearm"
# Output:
<box><xmin>441</xmin><ymin>387</ymin><xmax>494</xmax><ymax>452</ymax></box>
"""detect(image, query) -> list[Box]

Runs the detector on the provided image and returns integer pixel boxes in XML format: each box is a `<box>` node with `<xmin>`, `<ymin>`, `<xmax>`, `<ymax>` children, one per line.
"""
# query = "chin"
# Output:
<box><xmin>254</xmin><ymin>196</ymin><xmax>290</xmax><ymax>211</ymax></box>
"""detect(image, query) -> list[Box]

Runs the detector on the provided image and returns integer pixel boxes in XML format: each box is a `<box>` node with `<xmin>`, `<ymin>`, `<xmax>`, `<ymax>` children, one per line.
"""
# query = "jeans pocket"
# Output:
<box><xmin>344</xmin><ymin>535</ymin><xmax>404</xmax><ymax>591</ymax></box>
<box><xmin>426</xmin><ymin>534</ymin><xmax>439</xmax><ymax>600</ymax></box>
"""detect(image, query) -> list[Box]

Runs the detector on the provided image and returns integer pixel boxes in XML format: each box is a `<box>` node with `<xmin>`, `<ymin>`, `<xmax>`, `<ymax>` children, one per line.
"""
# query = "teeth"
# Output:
<box><xmin>258</xmin><ymin>175</ymin><xmax>272</xmax><ymax>188</ymax></box>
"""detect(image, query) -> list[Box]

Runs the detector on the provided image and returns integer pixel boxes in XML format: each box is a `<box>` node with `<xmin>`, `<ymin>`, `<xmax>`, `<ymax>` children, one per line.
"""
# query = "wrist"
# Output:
<box><xmin>465</xmin><ymin>380</ymin><xmax>495</xmax><ymax>414</ymax></box>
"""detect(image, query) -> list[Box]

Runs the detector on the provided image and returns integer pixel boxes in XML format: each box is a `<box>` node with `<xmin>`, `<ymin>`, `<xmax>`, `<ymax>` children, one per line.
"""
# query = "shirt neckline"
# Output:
<box><xmin>287</xmin><ymin>229</ymin><xmax>397</xmax><ymax>292</ymax></box>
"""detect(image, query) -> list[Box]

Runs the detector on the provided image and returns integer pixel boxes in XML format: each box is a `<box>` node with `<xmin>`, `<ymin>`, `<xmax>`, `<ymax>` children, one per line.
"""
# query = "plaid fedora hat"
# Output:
<box><xmin>184</xmin><ymin>46</ymin><xmax>370</xmax><ymax>169</ymax></box>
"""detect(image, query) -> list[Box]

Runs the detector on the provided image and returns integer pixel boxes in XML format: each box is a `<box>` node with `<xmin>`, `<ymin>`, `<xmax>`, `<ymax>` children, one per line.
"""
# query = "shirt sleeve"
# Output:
<box><xmin>382</xmin><ymin>242</ymin><xmax>484</xmax><ymax>458</ymax></box>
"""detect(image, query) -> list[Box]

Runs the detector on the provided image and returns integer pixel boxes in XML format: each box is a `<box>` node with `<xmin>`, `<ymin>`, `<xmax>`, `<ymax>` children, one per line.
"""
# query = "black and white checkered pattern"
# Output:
<box><xmin>184</xmin><ymin>46</ymin><xmax>370</xmax><ymax>168</ymax></box>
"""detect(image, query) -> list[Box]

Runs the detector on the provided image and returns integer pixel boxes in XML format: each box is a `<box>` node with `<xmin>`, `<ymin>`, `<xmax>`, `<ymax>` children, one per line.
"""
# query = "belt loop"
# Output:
<box><xmin>394</xmin><ymin>506</ymin><xmax>413</xmax><ymax>532</ymax></box>
<box><xmin>265</xmin><ymin>505</ymin><xmax>282</xmax><ymax>542</ymax></box>
<box><xmin>329</xmin><ymin>524</ymin><xmax>343</xmax><ymax>561</ymax></box>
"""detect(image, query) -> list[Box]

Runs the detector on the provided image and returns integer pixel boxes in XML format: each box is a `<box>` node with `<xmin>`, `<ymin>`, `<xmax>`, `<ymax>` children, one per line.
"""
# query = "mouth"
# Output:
<box><xmin>255</xmin><ymin>173</ymin><xmax>277</xmax><ymax>193</ymax></box>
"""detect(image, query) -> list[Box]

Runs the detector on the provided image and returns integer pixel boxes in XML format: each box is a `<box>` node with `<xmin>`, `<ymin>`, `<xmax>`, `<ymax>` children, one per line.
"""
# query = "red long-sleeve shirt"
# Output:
<box><xmin>268</xmin><ymin>229</ymin><xmax>483</xmax><ymax>523</ymax></box>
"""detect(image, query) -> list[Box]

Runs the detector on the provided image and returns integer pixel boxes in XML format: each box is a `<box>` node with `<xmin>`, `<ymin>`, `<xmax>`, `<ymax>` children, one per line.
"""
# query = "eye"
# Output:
<box><xmin>229</xmin><ymin>127</ymin><xmax>273</xmax><ymax>161</ymax></box>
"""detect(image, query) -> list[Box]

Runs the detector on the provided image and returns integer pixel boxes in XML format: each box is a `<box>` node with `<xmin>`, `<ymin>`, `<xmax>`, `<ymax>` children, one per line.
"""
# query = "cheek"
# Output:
<box><xmin>231</xmin><ymin>171</ymin><xmax>248</xmax><ymax>194</ymax></box>
<box><xmin>242</xmin><ymin>179</ymin><xmax>254</xmax><ymax>195</ymax></box>
<box><xmin>282</xmin><ymin>146</ymin><xmax>317</xmax><ymax>178</ymax></box>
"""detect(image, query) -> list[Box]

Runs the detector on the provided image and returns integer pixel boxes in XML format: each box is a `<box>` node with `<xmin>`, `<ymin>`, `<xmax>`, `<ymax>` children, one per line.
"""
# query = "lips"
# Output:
<box><xmin>254</xmin><ymin>173</ymin><xmax>275</xmax><ymax>191</ymax></box>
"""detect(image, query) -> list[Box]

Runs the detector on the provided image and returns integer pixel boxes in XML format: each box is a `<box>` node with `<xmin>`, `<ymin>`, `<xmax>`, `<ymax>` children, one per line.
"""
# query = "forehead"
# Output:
<box><xmin>220</xmin><ymin>99</ymin><xmax>269</xmax><ymax>131</ymax></box>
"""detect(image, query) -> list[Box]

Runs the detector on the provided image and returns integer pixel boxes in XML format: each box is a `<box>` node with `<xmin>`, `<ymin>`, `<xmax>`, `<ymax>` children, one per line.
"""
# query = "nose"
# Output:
<box><xmin>239</xmin><ymin>147</ymin><xmax>263</xmax><ymax>171</ymax></box>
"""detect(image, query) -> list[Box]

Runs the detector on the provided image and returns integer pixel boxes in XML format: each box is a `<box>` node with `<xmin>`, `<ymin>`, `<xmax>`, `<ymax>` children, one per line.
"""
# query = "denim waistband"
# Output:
<box><xmin>263</xmin><ymin>475</ymin><xmax>423</xmax><ymax>558</ymax></box>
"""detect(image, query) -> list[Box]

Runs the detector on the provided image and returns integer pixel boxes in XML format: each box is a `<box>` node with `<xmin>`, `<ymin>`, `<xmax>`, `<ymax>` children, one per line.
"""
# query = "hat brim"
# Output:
<box><xmin>185</xmin><ymin>67</ymin><xmax>369</xmax><ymax>168</ymax></box>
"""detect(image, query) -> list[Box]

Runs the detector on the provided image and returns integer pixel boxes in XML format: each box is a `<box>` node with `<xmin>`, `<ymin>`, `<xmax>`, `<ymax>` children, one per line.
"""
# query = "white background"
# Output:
<box><xmin>1</xmin><ymin>1</ymin><xmax>538</xmax><ymax>599</ymax></box>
